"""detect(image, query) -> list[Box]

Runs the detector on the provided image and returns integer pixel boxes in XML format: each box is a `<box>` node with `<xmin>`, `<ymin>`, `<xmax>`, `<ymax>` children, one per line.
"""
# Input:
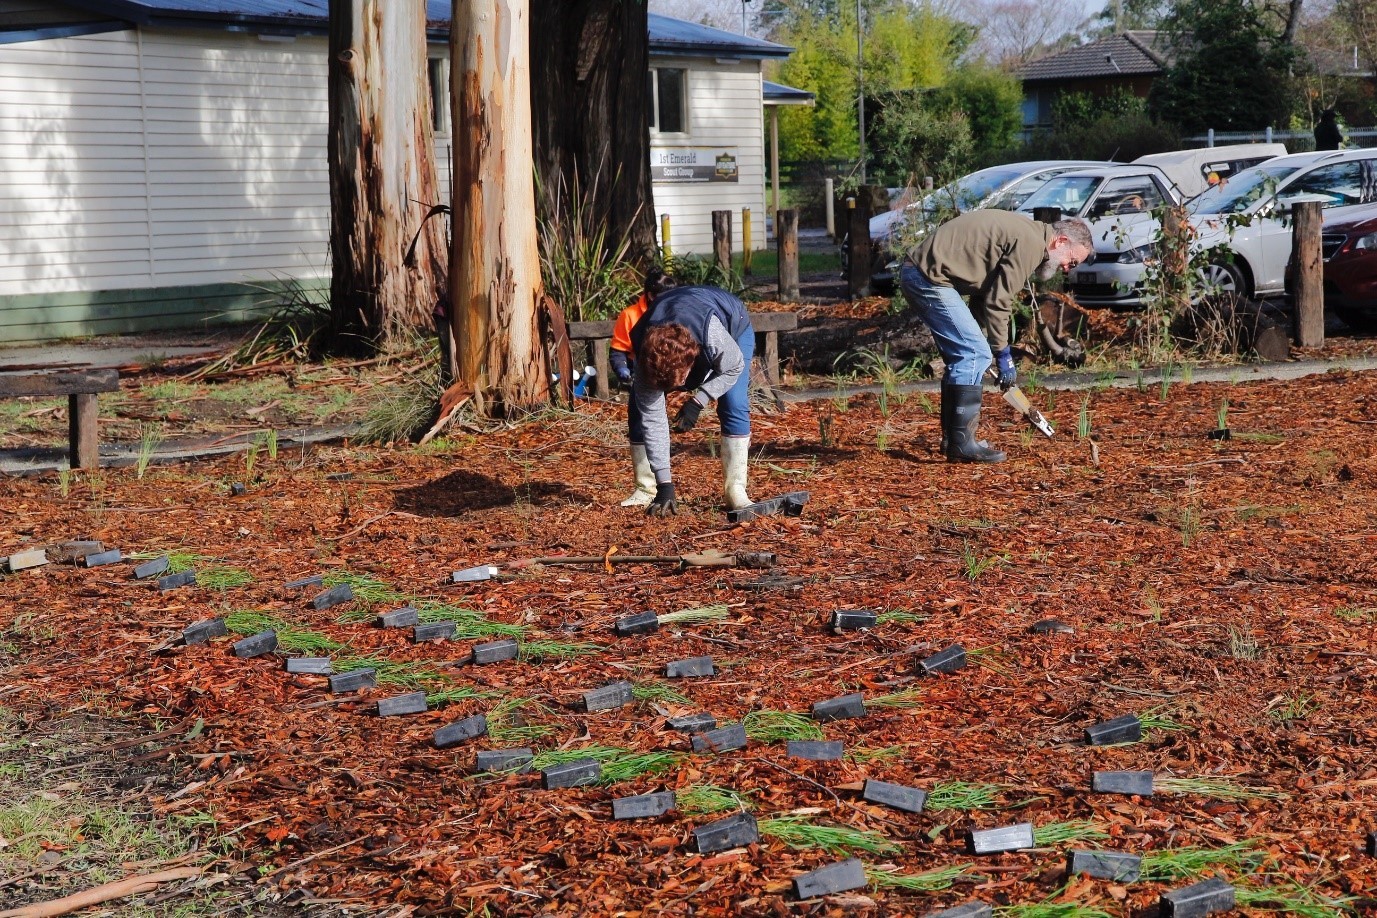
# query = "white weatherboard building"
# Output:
<box><xmin>0</xmin><ymin>2</ymin><xmax>806</xmax><ymax>343</ymax></box>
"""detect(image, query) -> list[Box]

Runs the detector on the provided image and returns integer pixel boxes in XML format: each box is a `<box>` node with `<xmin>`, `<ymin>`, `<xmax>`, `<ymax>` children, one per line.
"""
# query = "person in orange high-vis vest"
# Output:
<box><xmin>610</xmin><ymin>268</ymin><xmax>676</xmax><ymax>390</ymax></box>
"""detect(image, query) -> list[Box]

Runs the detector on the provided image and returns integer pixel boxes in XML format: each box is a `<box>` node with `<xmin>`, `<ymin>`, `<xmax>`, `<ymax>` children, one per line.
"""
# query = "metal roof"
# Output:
<box><xmin>59</xmin><ymin>2</ymin><xmax>794</xmax><ymax>56</ymax></box>
<box><xmin>1019</xmin><ymin>31</ymin><xmax>1168</xmax><ymax>83</ymax></box>
<box><xmin>647</xmin><ymin>14</ymin><xmax>791</xmax><ymax>59</ymax></box>
<box><xmin>763</xmin><ymin>80</ymin><xmax>814</xmax><ymax>105</ymax></box>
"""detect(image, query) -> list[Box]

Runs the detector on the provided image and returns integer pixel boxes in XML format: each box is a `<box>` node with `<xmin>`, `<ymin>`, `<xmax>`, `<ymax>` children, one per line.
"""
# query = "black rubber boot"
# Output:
<box><xmin>939</xmin><ymin>381</ymin><xmax>953</xmax><ymax>455</ymax></box>
<box><xmin>944</xmin><ymin>384</ymin><xmax>1005</xmax><ymax>463</ymax></box>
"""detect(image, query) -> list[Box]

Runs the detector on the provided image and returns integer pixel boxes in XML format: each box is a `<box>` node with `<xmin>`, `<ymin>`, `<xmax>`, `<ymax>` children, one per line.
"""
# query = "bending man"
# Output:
<box><xmin>901</xmin><ymin>210</ymin><xmax>1092</xmax><ymax>463</ymax></box>
<box><xmin>624</xmin><ymin>285</ymin><xmax>754</xmax><ymax>516</ymax></box>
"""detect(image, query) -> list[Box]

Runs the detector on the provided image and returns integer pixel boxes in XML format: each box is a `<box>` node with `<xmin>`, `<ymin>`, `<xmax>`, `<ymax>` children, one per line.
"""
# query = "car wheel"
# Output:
<box><xmin>1336</xmin><ymin>307</ymin><xmax>1377</xmax><ymax>333</ymax></box>
<box><xmin>1198</xmin><ymin>259</ymin><xmax>1248</xmax><ymax>298</ymax></box>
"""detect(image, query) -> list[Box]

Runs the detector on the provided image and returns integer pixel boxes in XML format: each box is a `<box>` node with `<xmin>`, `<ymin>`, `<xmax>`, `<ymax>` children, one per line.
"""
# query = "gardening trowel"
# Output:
<box><xmin>1003</xmin><ymin>385</ymin><xmax>1055</xmax><ymax>438</ymax></box>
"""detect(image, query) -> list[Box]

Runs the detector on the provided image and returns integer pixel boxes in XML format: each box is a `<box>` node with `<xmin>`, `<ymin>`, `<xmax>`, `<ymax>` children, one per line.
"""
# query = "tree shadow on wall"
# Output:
<box><xmin>393</xmin><ymin>469</ymin><xmax>593</xmax><ymax>518</ymax></box>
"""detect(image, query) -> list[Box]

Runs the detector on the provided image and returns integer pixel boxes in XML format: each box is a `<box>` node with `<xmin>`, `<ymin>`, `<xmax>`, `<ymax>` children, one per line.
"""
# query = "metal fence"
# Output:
<box><xmin>1184</xmin><ymin>128</ymin><xmax>1377</xmax><ymax>150</ymax></box>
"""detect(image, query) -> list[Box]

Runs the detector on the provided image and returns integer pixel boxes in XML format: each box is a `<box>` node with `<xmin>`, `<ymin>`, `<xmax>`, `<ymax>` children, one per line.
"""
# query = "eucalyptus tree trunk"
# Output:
<box><xmin>450</xmin><ymin>0</ymin><xmax>549</xmax><ymax>414</ymax></box>
<box><xmin>530</xmin><ymin>0</ymin><xmax>658</xmax><ymax>264</ymax></box>
<box><xmin>327</xmin><ymin>0</ymin><xmax>447</xmax><ymax>354</ymax></box>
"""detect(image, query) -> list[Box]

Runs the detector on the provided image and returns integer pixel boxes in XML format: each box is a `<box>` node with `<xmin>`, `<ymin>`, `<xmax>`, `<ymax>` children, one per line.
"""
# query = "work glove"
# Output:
<box><xmin>672</xmin><ymin>397</ymin><xmax>704</xmax><ymax>433</ymax></box>
<box><xmin>615</xmin><ymin>366</ymin><xmax>634</xmax><ymax>390</ymax></box>
<box><xmin>646</xmin><ymin>482</ymin><xmax>678</xmax><ymax>517</ymax></box>
<box><xmin>995</xmin><ymin>347</ymin><xmax>1017</xmax><ymax>392</ymax></box>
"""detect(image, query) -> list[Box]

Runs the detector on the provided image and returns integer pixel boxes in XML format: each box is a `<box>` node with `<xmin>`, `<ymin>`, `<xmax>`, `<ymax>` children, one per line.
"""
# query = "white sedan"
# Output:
<box><xmin>1070</xmin><ymin>148</ymin><xmax>1377</xmax><ymax>307</ymax></box>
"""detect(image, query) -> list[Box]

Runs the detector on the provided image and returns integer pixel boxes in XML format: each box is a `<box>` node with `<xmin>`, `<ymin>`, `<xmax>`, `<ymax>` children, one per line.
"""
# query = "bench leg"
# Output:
<box><xmin>592</xmin><ymin>339</ymin><xmax>611</xmax><ymax>400</ymax></box>
<box><xmin>753</xmin><ymin>331</ymin><xmax>787</xmax><ymax>412</ymax></box>
<box><xmin>69</xmin><ymin>393</ymin><xmax>99</xmax><ymax>470</ymax></box>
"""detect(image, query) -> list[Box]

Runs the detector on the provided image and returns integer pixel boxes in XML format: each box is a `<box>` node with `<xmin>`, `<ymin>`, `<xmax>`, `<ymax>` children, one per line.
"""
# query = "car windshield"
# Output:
<box><xmin>1187</xmin><ymin>163</ymin><xmax>1302</xmax><ymax>215</ymax></box>
<box><xmin>1018</xmin><ymin>175</ymin><xmax>1104</xmax><ymax>216</ymax></box>
<box><xmin>922</xmin><ymin>167</ymin><xmax>1026</xmax><ymax>213</ymax></box>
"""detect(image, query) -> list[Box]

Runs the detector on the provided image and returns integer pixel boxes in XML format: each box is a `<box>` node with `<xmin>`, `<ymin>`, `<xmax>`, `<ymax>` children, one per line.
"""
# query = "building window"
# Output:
<box><xmin>428</xmin><ymin>58</ymin><xmax>449</xmax><ymax>134</ymax></box>
<box><xmin>650</xmin><ymin>67</ymin><xmax>687</xmax><ymax>134</ymax></box>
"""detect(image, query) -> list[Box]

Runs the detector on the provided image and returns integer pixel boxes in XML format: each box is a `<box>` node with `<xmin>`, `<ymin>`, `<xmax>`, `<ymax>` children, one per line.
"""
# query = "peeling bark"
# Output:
<box><xmin>328</xmin><ymin>1</ymin><xmax>447</xmax><ymax>354</ymax></box>
<box><xmin>451</xmin><ymin>0</ymin><xmax>549</xmax><ymax>415</ymax></box>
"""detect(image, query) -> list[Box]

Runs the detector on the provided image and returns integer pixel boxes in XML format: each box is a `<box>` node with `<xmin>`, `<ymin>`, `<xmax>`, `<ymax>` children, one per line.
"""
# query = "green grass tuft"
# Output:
<box><xmin>529</xmin><ymin>746</ymin><xmax>628</xmax><ymax>770</ymax></box>
<box><xmin>866</xmin><ymin>864</ymin><xmax>971</xmax><ymax>891</ymax></box>
<box><xmin>995</xmin><ymin>901</ymin><xmax>1115</xmax><ymax>918</ymax></box>
<box><xmin>676</xmin><ymin>784</ymin><xmax>752</xmax><ymax>816</ymax></box>
<box><xmin>1032</xmin><ymin>820</ymin><xmax>1108</xmax><ymax>846</ymax></box>
<box><xmin>332</xmin><ymin>654</ymin><xmax>450</xmax><ymax>688</ymax></box>
<box><xmin>847</xmin><ymin>746</ymin><xmax>905</xmax><ymax>764</ymax></box>
<box><xmin>518</xmin><ymin>640</ymin><xmax>601</xmax><ymax>661</ymax></box>
<box><xmin>223</xmin><ymin>611</ymin><xmax>341</xmax><ymax>653</ymax></box>
<box><xmin>875</xmin><ymin>609</ymin><xmax>926</xmax><ymax>625</ymax></box>
<box><xmin>425</xmin><ymin>686</ymin><xmax>501</xmax><ymax>707</ymax></box>
<box><xmin>743</xmin><ymin>710</ymin><xmax>824</xmax><ymax>743</ymax></box>
<box><xmin>198</xmin><ymin>565</ymin><xmax>253</xmax><ymax>591</ymax></box>
<box><xmin>1154</xmin><ymin>776</ymin><xmax>1285</xmax><ymax>801</ymax></box>
<box><xmin>926</xmin><ymin>781</ymin><xmax>1003</xmax><ymax>811</ymax></box>
<box><xmin>1138</xmin><ymin>705</ymin><xmax>1189</xmax><ymax>734</ymax></box>
<box><xmin>866</xmin><ymin>688</ymin><xmax>924</xmax><ymax>710</ymax></box>
<box><xmin>486</xmin><ymin>698</ymin><xmax>557</xmax><ymax>744</ymax></box>
<box><xmin>323</xmin><ymin>571</ymin><xmax>409</xmax><ymax>608</ymax></box>
<box><xmin>1138</xmin><ymin>841</ymin><xmax>1267</xmax><ymax>881</ymax></box>
<box><xmin>632</xmin><ymin>681</ymin><xmax>693</xmax><ymax>706</ymax></box>
<box><xmin>758</xmin><ymin>815</ymin><xmax>898</xmax><ymax>855</ymax></box>
<box><xmin>599</xmin><ymin>751</ymin><xmax>681</xmax><ymax>784</ymax></box>
<box><xmin>1235</xmin><ymin>878</ymin><xmax>1356</xmax><ymax>917</ymax></box>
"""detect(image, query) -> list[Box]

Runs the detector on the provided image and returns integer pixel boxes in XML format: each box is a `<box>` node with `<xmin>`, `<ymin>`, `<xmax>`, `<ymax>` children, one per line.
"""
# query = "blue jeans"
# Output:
<box><xmin>899</xmin><ymin>263</ymin><xmax>992</xmax><ymax>386</ymax></box>
<box><xmin>628</xmin><ymin>327</ymin><xmax>754</xmax><ymax>440</ymax></box>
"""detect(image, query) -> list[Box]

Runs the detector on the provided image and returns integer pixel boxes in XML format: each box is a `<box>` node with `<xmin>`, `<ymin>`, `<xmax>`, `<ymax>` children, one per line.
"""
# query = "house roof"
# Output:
<box><xmin>763</xmin><ymin>80</ymin><xmax>815</xmax><ymax>105</ymax></box>
<box><xmin>53</xmin><ymin>2</ymin><xmax>793</xmax><ymax>57</ymax></box>
<box><xmin>1019</xmin><ymin>31</ymin><xmax>1169</xmax><ymax>83</ymax></box>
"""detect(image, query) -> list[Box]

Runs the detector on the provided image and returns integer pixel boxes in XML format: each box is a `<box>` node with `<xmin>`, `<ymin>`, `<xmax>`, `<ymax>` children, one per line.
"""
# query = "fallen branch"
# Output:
<box><xmin>0</xmin><ymin>866</ymin><xmax>203</xmax><ymax>918</ymax></box>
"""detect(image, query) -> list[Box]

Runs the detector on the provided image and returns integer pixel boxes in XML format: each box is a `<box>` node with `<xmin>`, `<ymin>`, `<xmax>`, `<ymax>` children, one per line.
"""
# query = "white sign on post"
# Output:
<box><xmin>651</xmin><ymin>147</ymin><xmax>740</xmax><ymax>184</ymax></box>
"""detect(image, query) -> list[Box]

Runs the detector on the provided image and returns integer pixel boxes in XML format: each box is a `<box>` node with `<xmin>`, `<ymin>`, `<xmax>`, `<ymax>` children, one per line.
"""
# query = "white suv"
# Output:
<box><xmin>1070</xmin><ymin>148</ymin><xmax>1377</xmax><ymax>307</ymax></box>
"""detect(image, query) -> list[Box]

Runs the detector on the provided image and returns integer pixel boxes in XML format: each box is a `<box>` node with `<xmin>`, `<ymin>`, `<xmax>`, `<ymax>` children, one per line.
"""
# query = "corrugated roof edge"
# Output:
<box><xmin>59</xmin><ymin>2</ymin><xmax>794</xmax><ymax>56</ymax></box>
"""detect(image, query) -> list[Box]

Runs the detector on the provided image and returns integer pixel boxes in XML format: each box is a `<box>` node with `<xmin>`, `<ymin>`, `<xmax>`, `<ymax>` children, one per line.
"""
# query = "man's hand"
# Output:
<box><xmin>672</xmin><ymin>398</ymin><xmax>703</xmax><ymax>433</ymax></box>
<box><xmin>646</xmin><ymin>482</ymin><xmax>678</xmax><ymax>517</ymax></box>
<box><xmin>615</xmin><ymin>366</ymin><xmax>634</xmax><ymax>390</ymax></box>
<box><xmin>995</xmin><ymin>347</ymin><xmax>1017</xmax><ymax>391</ymax></box>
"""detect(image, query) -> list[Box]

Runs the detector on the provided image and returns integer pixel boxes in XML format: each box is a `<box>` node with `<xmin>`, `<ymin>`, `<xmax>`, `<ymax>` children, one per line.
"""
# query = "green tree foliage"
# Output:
<box><xmin>768</xmin><ymin>1</ymin><xmax>976</xmax><ymax>162</ymax></box>
<box><xmin>870</xmin><ymin>91</ymin><xmax>973</xmax><ymax>187</ymax></box>
<box><xmin>1148</xmin><ymin>0</ymin><xmax>1303</xmax><ymax>133</ymax></box>
<box><xmin>932</xmin><ymin>68</ymin><xmax>1025</xmax><ymax>161</ymax></box>
<box><xmin>1023</xmin><ymin>90</ymin><xmax>1181</xmax><ymax>161</ymax></box>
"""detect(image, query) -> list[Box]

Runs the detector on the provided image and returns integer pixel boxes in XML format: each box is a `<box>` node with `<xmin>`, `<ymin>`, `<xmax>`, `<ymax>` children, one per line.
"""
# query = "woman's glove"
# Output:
<box><xmin>646</xmin><ymin>482</ymin><xmax>678</xmax><ymax>517</ymax></box>
<box><xmin>672</xmin><ymin>398</ymin><xmax>703</xmax><ymax>433</ymax></box>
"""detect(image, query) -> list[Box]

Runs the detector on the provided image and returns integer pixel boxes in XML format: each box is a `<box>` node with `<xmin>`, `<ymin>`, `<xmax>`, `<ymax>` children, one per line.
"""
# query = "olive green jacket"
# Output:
<box><xmin>906</xmin><ymin>210</ymin><xmax>1054</xmax><ymax>351</ymax></box>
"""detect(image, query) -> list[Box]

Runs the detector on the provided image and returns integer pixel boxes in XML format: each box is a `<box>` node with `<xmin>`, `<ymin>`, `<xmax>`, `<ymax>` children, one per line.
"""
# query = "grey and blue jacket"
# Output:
<box><xmin>630</xmin><ymin>285</ymin><xmax>752</xmax><ymax>484</ymax></box>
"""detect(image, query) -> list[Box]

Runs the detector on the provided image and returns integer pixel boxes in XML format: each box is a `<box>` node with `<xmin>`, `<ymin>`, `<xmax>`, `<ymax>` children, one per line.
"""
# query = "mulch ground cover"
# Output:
<box><xmin>3</xmin><ymin>367</ymin><xmax>1377</xmax><ymax>916</ymax></box>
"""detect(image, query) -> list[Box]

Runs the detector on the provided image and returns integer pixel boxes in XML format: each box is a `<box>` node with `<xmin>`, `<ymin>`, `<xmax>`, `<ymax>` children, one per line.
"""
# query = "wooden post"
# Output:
<box><xmin>660</xmin><ymin>213</ymin><xmax>672</xmax><ymax>267</ymax></box>
<box><xmin>1292</xmin><ymin>200</ymin><xmax>1324</xmax><ymax>347</ymax></box>
<box><xmin>712</xmin><ymin>209</ymin><xmax>732</xmax><ymax>278</ymax></box>
<box><xmin>847</xmin><ymin>196</ymin><xmax>872</xmax><ymax>299</ymax></box>
<box><xmin>777</xmin><ymin>207</ymin><xmax>799</xmax><ymax>301</ymax></box>
<box><xmin>824</xmin><ymin>178</ymin><xmax>835</xmax><ymax>239</ymax></box>
<box><xmin>742</xmin><ymin>207</ymin><xmax>752</xmax><ymax>275</ymax></box>
<box><xmin>69</xmin><ymin>393</ymin><xmax>99</xmax><ymax>470</ymax></box>
<box><xmin>591</xmin><ymin>339</ymin><xmax>611</xmax><ymax>400</ymax></box>
<box><xmin>1032</xmin><ymin>207</ymin><xmax>1062</xmax><ymax>224</ymax></box>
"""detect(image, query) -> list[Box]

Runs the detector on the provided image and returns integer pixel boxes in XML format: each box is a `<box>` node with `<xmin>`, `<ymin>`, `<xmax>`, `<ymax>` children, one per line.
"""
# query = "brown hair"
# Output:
<box><xmin>640</xmin><ymin>324</ymin><xmax>699</xmax><ymax>390</ymax></box>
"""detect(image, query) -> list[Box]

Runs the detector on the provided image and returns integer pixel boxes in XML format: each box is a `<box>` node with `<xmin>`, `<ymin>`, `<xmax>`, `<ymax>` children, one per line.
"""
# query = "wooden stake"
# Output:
<box><xmin>777</xmin><ymin>208</ymin><xmax>799</xmax><ymax>301</ymax></box>
<box><xmin>1292</xmin><ymin>200</ymin><xmax>1324</xmax><ymax>348</ymax></box>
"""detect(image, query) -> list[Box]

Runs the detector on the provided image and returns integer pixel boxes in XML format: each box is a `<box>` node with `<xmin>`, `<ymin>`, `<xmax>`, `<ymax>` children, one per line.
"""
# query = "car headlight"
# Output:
<box><xmin>1113</xmin><ymin>243</ymin><xmax>1155</xmax><ymax>264</ymax></box>
<box><xmin>1352</xmin><ymin>232</ymin><xmax>1377</xmax><ymax>251</ymax></box>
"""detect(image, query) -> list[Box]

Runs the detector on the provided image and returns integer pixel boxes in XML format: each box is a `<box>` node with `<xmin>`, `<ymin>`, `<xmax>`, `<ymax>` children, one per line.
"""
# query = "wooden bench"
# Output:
<box><xmin>566</xmin><ymin>310</ymin><xmax>798</xmax><ymax>400</ymax></box>
<box><xmin>0</xmin><ymin>368</ymin><xmax>120</xmax><ymax>469</ymax></box>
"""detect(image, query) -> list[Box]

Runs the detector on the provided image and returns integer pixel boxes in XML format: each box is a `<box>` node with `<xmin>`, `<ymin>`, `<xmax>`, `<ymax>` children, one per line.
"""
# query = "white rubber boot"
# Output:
<box><xmin>721</xmin><ymin>435</ymin><xmax>753</xmax><ymax>511</ymax></box>
<box><xmin>620</xmin><ymin>443</ymin><xmax>656</xmax><ymax>507</ymax></box>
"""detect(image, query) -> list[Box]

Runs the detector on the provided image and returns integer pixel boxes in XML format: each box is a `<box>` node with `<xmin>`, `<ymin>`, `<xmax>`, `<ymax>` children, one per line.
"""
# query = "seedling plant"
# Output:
<box><xmin>757</xmin><ymin>814</ymin><xmax>898</xmax><ymax>855</ymax></box>
<box><xmin>743</xmin><ymin>710</ymin><xmax>824</xmax><ymax>742</ymax></box>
